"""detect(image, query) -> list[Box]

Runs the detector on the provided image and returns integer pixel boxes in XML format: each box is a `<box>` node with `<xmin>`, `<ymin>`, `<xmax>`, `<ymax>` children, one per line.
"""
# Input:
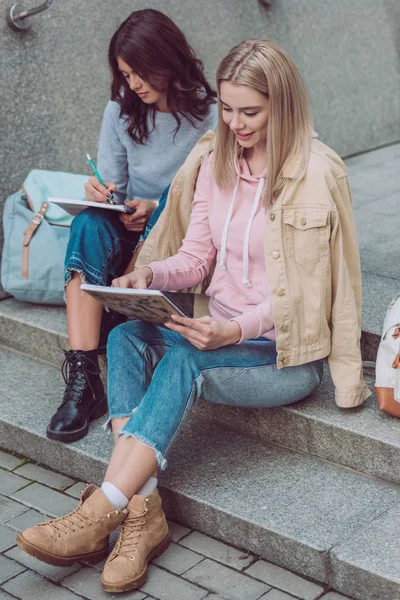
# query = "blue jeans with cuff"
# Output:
<box><xmin>64</xmin><ymin>208</ymin><xmax>140</xmax><ymax>286</ymax></box>
<box><xmin>107</xmin><ymin>320</ymin><xmax>323</xmax><ymax>469</ymax></box>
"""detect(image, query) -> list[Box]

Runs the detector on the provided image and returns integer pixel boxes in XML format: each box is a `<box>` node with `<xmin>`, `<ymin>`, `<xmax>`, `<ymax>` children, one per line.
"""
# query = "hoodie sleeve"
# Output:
<box><xmin>231</xmin><ymin>296</ymin><xmax>275</xmax><ymax>343</ymax></box>
<box><xmin>147</xmin><ymin>156</ymin><xmax>217</xmax><ymax>291</ymax></box>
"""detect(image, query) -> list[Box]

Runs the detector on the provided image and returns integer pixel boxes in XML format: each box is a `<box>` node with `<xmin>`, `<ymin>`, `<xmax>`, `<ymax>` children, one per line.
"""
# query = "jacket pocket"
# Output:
<box><xmin>283</xmin><ymin>207</ymin><xmax>330</xmax><ymax>265</ymax></box>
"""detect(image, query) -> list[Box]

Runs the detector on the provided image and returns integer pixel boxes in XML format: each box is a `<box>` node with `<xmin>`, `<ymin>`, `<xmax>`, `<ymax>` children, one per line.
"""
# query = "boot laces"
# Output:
<box><xmin>61</xmin><ymin>351</ymin><xmax>99</xmax><ymax>405</ymax></box>
<box><xmin>112</xmin><ymin>508</ymin><xmax>148</xmax><ymax>559</ymax></box>
<box><xmin>47</xmin><ymin>506</ymin><xmax>96</xmax><ymax>536</ymax></box>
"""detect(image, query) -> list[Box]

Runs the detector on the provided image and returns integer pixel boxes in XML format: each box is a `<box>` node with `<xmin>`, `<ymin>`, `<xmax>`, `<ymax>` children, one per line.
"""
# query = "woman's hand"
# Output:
<box><xmin>111</xmin><ymin>266</ymin><xmax>153</xmax><ymax>289</ymax></box>
<box><xmin>84</xmin><ymin>176</ymin><xmax>116</xmax><ymax>203</ymax></box>
<box><xmin>120</xmin><ymin>199</ymin><xmax>157</xmax><ymax>232</ymax></box>
<box><xmin>165</xmin><ymin>315</ymin><xmax>241</xmax><ymax>350</ymax></box>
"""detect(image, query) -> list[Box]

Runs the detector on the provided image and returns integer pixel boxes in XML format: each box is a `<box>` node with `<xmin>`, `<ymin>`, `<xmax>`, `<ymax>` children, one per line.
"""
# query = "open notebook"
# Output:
<box><xmin>81</xmin><ymin>284</ymin><xmax>195</xmax><ymax>325</ymax></box>
<box><xmin>48</xmin><ymin>198</ymin><xmax>134</xmax><ymax>215</ymax></box>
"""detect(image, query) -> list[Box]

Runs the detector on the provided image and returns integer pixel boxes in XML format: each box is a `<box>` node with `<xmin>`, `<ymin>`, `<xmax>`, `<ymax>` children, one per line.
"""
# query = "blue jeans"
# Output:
<box><xmin>64</xmin><ymin>208</ymin><xmax>140</xmax><ymax>286</ymax></box>
<box><xmin>107</xmin><ymin>321</ymin><xmax>323</xmax><ymax>469</ymax></box>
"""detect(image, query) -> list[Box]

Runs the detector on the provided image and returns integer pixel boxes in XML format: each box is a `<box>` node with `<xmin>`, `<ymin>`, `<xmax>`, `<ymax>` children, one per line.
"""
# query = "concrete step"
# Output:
<box><xmin>1</xmin><ymin>346</ymin><xmax>400</xmax><ymax>600</ymax></box>
<box><xmin>2</xmin><ymin>298</ymin><xmax>400</xmax><ymax>487</ymax></box>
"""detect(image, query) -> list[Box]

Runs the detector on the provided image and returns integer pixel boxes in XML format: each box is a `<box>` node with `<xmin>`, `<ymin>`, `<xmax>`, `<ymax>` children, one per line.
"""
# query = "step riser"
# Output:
<box><xmin>193</xmin><ymin>395</ymin><xmax>400</xmax><ymax>487</ymax></box>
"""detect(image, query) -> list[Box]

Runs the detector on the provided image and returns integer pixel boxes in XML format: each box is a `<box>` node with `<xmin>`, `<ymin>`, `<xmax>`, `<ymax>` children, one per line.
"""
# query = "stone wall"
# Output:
<box><xmin>1</xmin><ymin>0</ymin><xmax>399</xmax><ymax>290</ymax></box>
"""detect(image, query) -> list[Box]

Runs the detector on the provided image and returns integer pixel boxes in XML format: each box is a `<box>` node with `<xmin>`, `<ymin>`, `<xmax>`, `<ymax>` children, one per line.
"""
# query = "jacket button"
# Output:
<box><xmin>277</xmin><ymin>288</ymin><xmax>285</xmax><ymax>296</ymax></box>
<box><xmin>270</xmin><ymin>213</ymin><xmax>275</xmax><ymax>221</ymax></box>
<box><xmin>281</xmin><ymin>324</ymin><xmax>289</xmax><ymax>332</ymax></box>
<box><xmin>272</xmin><ymin>251</ymin><xmax>280</xmax><ymax>259</ymax></box>
<box><xmin>301</xmin><ymin>218</ymin><xmax>307</xmax><ymax>226</ymax></box>
<box><xmin>282</xmin><ymin>357</ymin><xmax>289</xmax><ymax>366</ymax></box>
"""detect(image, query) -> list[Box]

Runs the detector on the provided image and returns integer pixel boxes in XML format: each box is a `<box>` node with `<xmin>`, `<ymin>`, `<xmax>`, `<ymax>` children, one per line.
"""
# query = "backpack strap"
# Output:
<box><xmin>22</xmin><ymin>201</ymin><xmax>49</xmax><ymax>280</ymax></box>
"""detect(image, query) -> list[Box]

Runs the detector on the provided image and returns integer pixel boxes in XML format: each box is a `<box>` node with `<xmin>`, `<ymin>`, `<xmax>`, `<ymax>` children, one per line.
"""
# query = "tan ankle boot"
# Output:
<box><xmin>17</xmin><ymin>484</ymin><xmax>127</xmax><ymax>567</ymax></box>
<box><xmin>101</xmin><ymin>488</ymin><xmax>170</xmax><ymax>593</ymax></box>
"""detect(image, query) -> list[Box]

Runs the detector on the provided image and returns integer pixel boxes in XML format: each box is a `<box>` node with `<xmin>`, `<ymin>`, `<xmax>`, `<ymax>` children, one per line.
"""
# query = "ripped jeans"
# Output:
<box><xmin>107</xmin><ymin>320</ymin><xmax>323</xmax><ymax>470</ymax></box>
<box><xmin>64</xmin><ymin>208</ymin><xmax>139</xmax><ymax>286</ymax></box>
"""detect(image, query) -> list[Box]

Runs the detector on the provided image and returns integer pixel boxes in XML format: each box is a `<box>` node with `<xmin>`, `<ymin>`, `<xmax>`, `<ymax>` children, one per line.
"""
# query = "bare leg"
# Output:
<box><xmin>104</xmin><ymin>435</ymin><xmax>158</xmax><ymax>499</ymax></box>
<box><xmin>66</xmin><ymin>273</ymin><xmax>103</xmax><ymax>350</ymax></box>
<box><xmin>111</xmin><ymin>418</ymin><xmax>158</xmax><ymax>482</ymax></box>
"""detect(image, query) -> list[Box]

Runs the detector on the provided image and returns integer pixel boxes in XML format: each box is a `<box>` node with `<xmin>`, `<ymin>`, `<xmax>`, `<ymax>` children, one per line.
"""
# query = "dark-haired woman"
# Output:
<box><xmin>46</xmin><ymin>9</ymin><xmax>217</xmax><ymax>443</ymax></box>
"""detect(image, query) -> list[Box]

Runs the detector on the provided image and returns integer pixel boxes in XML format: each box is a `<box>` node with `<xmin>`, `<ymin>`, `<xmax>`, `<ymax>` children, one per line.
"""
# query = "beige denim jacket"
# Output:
<box><xmin>135</xmin><ymin>131</ymin><xmax>371</xmax><ymax>408</ymax></box>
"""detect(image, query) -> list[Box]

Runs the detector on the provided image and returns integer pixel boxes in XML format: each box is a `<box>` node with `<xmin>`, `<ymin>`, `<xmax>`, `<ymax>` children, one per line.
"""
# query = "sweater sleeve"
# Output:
<box><xmin>231</xmin><ymin>296</ymin><xmax>275</xmax><ymax>343</ymax></box>
<box><xmin>147</xmin><ymin>156</ymin><xmax>217</xmax><ymax>291</ymax></box>
<box><xmin>97</xmin><ymin>101</ymin><xmax>129</xmax><ymax>204</ymax></box>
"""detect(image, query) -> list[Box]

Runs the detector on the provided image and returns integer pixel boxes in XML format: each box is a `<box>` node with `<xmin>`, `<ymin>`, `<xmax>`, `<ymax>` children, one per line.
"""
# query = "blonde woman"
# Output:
<box><xmin>17</xmin><ymin>40</ymin><xmax>370</xmax><ymax>593</ymax></box>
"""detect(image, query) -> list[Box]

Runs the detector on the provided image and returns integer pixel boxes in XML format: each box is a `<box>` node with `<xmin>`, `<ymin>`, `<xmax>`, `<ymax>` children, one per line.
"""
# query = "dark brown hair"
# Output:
<box><xmin>109</xmin><ymin>9</ymin><xmax>216</xmax><ymax>144</ymax></box>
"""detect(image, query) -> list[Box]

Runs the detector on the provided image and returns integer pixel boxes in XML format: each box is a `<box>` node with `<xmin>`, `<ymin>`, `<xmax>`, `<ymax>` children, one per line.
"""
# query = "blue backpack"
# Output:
<box><xmin>1</xmin><ymin>170</ymin><xmax>88</xmax><ymax>305</ymax></box>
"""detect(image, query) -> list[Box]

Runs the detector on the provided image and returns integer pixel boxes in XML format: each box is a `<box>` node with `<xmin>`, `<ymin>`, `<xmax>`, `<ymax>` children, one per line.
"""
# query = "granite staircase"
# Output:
<box><xmin>1</xmin><ymin>144</ymin><xmax>400</xmax><ymax>600</ymax></box>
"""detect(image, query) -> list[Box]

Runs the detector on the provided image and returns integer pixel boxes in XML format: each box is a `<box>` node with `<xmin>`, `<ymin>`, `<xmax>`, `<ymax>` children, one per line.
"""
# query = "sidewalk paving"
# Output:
<box><xmin>0</xmin><ymin>450</ymin><xmax>352</xmax><ymax>600</ymax></box>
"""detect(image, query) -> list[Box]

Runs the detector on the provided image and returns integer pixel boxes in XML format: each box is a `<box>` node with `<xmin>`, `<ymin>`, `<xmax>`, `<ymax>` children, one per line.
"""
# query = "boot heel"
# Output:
<box><xmin>151</xmin><ymin>535</ymin><xmax>170</xmax><ymax>560</ymax></box>
<box><xmin>91</xmin><ymin>395</ymin><xmax>108</xmax><ymax>420</ymax></box>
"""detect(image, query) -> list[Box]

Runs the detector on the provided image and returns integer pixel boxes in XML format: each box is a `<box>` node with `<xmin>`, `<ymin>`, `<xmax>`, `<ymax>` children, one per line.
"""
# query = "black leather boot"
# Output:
<box><xmin>46</xmin><ymin>350</ymin><xmax>107</xmax><ymax>443</ymax></box>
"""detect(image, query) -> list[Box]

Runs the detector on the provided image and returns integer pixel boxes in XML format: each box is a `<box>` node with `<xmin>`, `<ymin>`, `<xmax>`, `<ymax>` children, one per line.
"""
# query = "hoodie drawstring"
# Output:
<box><xmin>219</xmin><ymin>175</ymin><xmax>265</xmax><ymax>290</ymax></box>
<box><xmin>242</xmin><ymin>177</ymin><xmax>265</xmax><ymax>288</ymax></box>
<box><xmin>219</xmin><ymin>174</ymin><xmax>240</xmax><ymax>271</ymax></box>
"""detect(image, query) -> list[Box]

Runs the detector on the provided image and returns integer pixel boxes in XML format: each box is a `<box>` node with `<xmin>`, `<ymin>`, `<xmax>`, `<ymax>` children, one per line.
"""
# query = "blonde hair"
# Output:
<box><xmin>214</xmin><ymin>40</ymin><xmax>312</xmax><ymax>207</ymax></box>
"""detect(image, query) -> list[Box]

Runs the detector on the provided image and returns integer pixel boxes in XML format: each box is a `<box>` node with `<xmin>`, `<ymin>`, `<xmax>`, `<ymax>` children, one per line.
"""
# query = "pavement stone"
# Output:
<box><xmin>61</xmin><ymin>566</ymin><xmax>146</xmax><ymax>599</ymax></box>
<box><xmin>11</xmin><ymin>482</ymin><xmax>78</xmax><ymax>517</ymax></box>
<box><xmin>141</xmin><ymin>564</ymin><xmax>208</xmax><ymax>600</ymax></box>
<box><xmin>321</xmin><ymin>594</ymin><xmax>351</xmax><ymax>600</ymax></box>
<box><xmin>0</xmin><ymin>450</ymin><xmax>25</xmax><ymax>471</ymax></box>
<box><xmin>63</xmin><ymin>481</ymin><xmax>87</xmax><ymax>499</ymax></box>
<box><xmin>2</xmin><ymin>570</ymin><xmax>81</xmax><ymax>600</ymax></box>
<box><xmin>245</xmin><ymin>560</ymin><xmax>324</xmax><ymax>600</ymax></box>
<box><xmin>0</xmin><ymin>496</ymin><xmax>27</xmax><ymax>523</ymax></box>
<box><xmin>152</xmin><ymin>541</ymin><xmax>204</xmax><ymax>575</ymax></box>
<box><xmin>14</xmin><ymin>463</ymin><xmax>75</xmax><ymax>490</ymax></box>
<box><xmin>0</xmin><ymin>469</ymin><xmax>30</xmax><ymax>496</ymax></box>
<box><xmin>184</xmin><ymin>558</ymin><xmax>270</xmax><ymax>600</ymax></box>
<box><xmin>167</xmin><ymin>520</ymin><xmax>191</xmax><ymax>543</ymax></box>
<box><xmin>0</xmin><ymin>524</ymin><xmax>18</xmax><ymax>552</ymax></box>
<box><xmin>6</xmin><ymin>546</ymin><xmax>81</xmax><ymax>583</ymax></box>
<box><xmin>259</xmin><ymin>591</ymin><xmax>298</xmax><ymax>599</ymax></box>
<box><xmin>0</xmin><ymin>592</ymin><xmax>16</xmax><ymax>599</ymax></box>
<box><xmin>0</xmin><ymin>554</ymin><xmax>26</xmax><ymax>584</ymax></box>
<box><xmin>180</xmin><ymin>531</ymin><xmax>254</xmax><ymax>570</ymax></box>
<box><xmin>5</xmin><ymin>508</ymin><xmax>47</xmax><ymax>531</ymax></box>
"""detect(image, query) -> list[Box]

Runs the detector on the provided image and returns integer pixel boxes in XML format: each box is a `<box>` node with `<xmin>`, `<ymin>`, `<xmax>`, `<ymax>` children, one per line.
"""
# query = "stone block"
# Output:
<box><xmin>152</xmin><ymin>541</ymin><xmax>203</xmax><ymax>575</ymax></box>
<box><xmin>0</xmin><ymin>468</ymin><xmax>30</xmax><ymax>496</ymax></box>
<box><xmin>5</xmin><ymin>508</ymin><xmax>48</xmax><ymax>531</ymax></box>
<box><xmin>259</xmin><ymin>591</ymin><xmax>298</xmax><ymax>600</ymax></box>
<box><xmin>6</xmin><ymin>546</ymin><xmax>81</xmax><ymax>583</ymax></box>
<box><xmin>2</xmin><ymin>570</ymin><xmax>81</xmax><ymax>600</ymax></box>
<box><xmin>320</xmin><ymin>594</ymin><xmax>352</xmax><ymax>600</ymax></box>
<box><xmin>0</xmin><ymin>496</ymin><xmax>27</xmax><ymax>523</ymax></box>
<box><xmin>246</xmin><ymin>560</ymin><xmax>323</xmax><ymax>599</ymax></box>
<box><xmin>14</xmin><ymin>463</ymin><xmax>75</xmax><ymax>490</ymax></box>
<box><xmin>184</xmin><ymin>558</ymin><xmax>270</xmax><ymax>600</ymax></box>
<box><xmin>11</xmin><ymin>483</ymin><xmax>78</xmax><ymax>517</ymax></box>
<box><xmin>0</xmin><ymin>524</ymin><xmax>18</xmax><ymax>552</ymax></box>
<box><xmin>0</xmin><ymin>450</ymin><xmax>25</xmax><ymax>470</ymax></box>
<box><xmin>61</xmin><ymin>567</ymin><xmax>146</xmax><ymax>599</ymax></box>
<box><xmin>64</xmin><ymin>482</ymin><xmax>88</xmax><ymax>499</ymax></box>
<box><xmin>180</xmin><ymin>531</ymin><xmax>254</xmax><ymax>570</ymax></box>
<box><xmin>141</xmin><ymin>564</ymin><xmax>208</xmax><ymax>600</ymax></box>
<box><xmin>330</xmin><ymin>503</ymin><xmax>400</xmax><ymax>600</ymax></box>
<box><xmin>0</xmin><ymin>554</ymin><xmax>25</xmax><ymax>584</ymax></box>
<box><xmin>167</xmin><ymin>520</ymin><xmax>191</xmax><ymax>543</ymax></box>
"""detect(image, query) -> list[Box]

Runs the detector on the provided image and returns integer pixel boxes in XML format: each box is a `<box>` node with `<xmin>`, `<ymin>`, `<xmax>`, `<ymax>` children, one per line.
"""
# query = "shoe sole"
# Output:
<box><xmin>100</xmin><ymin>534</ymin><xmax>170</xmax><ymax>593</ymax></box>
<box><xmin>46</xmin><ymin>395</ymin><xmax>108</xmax><ymax>443</ymax></box>
<box><xmin>16</xmin><ymin>532</ymin><xmax>109</xmax><ymax>567</ymax></box>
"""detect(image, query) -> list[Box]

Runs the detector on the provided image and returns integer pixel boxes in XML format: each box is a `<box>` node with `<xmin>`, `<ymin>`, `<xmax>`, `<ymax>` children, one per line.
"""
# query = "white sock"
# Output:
<box><xmin>136</xmin><ymin>477</ymin><xmax>158</xmax><ymax>496</ymax></box>
<box><xmin>101</xmin><ymin>482</ymin><xmax>129</xmax><ymax>510</ymax></box>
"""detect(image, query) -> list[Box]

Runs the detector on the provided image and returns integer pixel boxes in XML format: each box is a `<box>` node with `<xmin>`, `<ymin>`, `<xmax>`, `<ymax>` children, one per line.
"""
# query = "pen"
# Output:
<box><xmin>86</xmin><ymin>154</ymin><xmax>114</xmax><ymax>204</ymax></box>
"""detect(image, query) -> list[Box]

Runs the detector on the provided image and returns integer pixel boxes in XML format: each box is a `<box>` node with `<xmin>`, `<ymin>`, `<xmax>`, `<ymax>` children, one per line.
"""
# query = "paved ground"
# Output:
<box><xmin>0</xmin><ymin>450</ymin><xmax>350</xmax><ymax>600</ymax></box>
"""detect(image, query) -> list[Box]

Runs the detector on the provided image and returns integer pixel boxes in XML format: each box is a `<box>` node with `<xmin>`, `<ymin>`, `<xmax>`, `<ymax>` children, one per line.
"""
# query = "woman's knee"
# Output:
<box><xmin>70</xmin><ymin>208</ymin><xmax>112</xmax><ymax>237</ymax></box>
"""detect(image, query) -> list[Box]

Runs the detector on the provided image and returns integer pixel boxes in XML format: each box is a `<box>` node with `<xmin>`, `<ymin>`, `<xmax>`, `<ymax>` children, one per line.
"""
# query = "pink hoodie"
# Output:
<box><xmin>148</xmin><ymin>152</ymin><xmax>275</xmax><ymax>342</ymax></box>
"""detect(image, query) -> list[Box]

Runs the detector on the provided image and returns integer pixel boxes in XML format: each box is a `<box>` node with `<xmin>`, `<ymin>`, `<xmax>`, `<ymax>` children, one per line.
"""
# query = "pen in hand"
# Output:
<box><xmin>86</xmin><ymin>154</ymin><xmax>115</xmax><ymax>204</ymax></box>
